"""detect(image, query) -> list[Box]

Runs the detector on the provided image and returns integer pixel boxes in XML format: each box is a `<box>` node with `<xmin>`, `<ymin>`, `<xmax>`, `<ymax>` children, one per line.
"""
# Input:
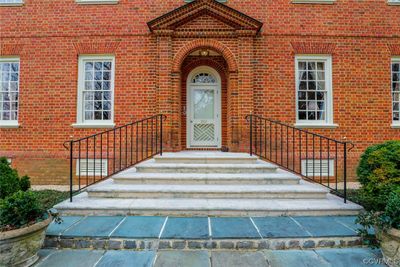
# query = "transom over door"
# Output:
<box><xmin>187</xmin><ymin>68</ymin><xmax>221</xmax><ymax>148</ymax></box>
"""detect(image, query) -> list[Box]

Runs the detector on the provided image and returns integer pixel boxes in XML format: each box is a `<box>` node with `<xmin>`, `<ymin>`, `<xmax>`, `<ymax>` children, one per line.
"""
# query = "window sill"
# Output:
<box><xmin>391</xmin><ymin>123</ymin><xmax>400</xmax><ymax>129</ymax></box>
<box><xmin>292</xmin><ymin>0</ymin><xmax>335</xmax><ymax>4</ymax></box>
<box><xmin>75</xmin><ymin>0</ymin><xmax>118</xmax><ymax>4</ymax></box>
<box><xmin>294</xmin><ymin>123</ymin><xmax>338</xmax><ymax>129</ymax></box>
<box><xmin>388</xmin><ymin>1</ymin><xmax>400</xmax><ymax>6</ymax></box>
<box><xmin>0</xmin><ymin>3</ymin><xmax>24</xmax><ymax>7</ymax></box>
<box><xmin>72</xmin><ymin>123</ymin><xmax>115</xmax><ymax>129</ymax></box>
<box><xmin>0</xmin><ymin>122</ymin><xmax>20</xmax><ymax>128</ymax></box>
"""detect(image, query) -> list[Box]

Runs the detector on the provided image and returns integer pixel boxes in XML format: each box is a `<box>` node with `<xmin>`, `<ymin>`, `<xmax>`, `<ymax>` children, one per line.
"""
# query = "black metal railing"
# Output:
<box><xmin>63</xmin><ymin>114</ymin><xmax>166</xmax><ymax>202</ymax></box>
<box><xmin>246</xmin><ymin>114</ymin><xmax>354</xmax><ymax>203</ymax></box>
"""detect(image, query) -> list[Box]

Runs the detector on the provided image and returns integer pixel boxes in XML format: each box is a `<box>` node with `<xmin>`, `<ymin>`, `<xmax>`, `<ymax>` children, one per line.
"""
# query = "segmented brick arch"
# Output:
<box><xmin>172</xmin><ymin>39</ymin><xmax>238</xmax><ymax>73</ymax></box>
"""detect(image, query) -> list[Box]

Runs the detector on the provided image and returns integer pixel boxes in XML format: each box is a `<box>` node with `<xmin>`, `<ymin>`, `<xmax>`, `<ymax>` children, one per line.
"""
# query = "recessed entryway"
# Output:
<box><xmin>186</xmin><ymin>66</ymin><xmax>221</xmax><ymax>148</ymax></box>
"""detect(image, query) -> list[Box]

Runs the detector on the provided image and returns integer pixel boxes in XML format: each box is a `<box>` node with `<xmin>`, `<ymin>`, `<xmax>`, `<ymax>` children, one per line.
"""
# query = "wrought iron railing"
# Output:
<box><xmin>63</xmin><ymin>114</ymin><xmax>166</xmax><ymax>202</ymax></box>
<box><xmin>246</xmin><ymin>114</ymin><xmax>354</xmax><ymax>203</ymax></box>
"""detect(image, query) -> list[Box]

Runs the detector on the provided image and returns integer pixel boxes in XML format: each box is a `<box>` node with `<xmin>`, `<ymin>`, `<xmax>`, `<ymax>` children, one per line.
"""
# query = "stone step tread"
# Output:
<box><xmin>136</xmin><ymin>159</ymin><xmax>277</xmax><ymax>169</ymax></box>
<box><xmin>55</xmin><ymin>193</ymin><xmax>363</xmax><ymax>215</ymax></box>
<box><xmin>153</xmin><ymin>152</ymin><xmax>258</xmax><ymax>163</ymax></box>
<box><xmin>88</xmin><ymin>180</ymin><xmax>327</xmax><ymax>193</ymax></box>
<box><xmin>112</xmin><ymin>169</ymin><xmax>300</xmax><ymax>180</ymax></box>
<box><xmin>154</xmin><ymin>151</ymin><xmax>258</xmax><ymax>159</ymax></box>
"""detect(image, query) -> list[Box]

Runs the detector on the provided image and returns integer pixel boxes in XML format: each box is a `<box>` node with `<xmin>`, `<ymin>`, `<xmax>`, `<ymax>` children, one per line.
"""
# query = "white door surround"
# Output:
<box><xmin>187</xmin><ymin>66</ymin><xmax>222</xmax><ymax>148</ymax></box>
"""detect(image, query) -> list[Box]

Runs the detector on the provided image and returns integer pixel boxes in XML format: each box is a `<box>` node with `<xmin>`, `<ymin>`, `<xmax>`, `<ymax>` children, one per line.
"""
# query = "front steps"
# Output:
<box><xmin>55</xmin><ymin>152</ymin><xmax>362</xmax><ymax>216</ymax></box>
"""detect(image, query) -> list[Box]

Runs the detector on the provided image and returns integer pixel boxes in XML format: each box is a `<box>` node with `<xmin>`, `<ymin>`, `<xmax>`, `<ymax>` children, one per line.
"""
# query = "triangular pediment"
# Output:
<box><xmin>175</xmin><ymin>13</ymin><xmax>235</xmax><ymax>31</ymax></box>
<box><xmin>147</xmin><ymin>0</ymin><xmax>262</xmax><ymax>35</ymax></box>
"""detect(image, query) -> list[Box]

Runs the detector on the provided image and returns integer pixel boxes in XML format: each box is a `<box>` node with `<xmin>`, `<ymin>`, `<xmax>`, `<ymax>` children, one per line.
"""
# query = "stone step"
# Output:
<box><xmin>153</xmin><ymin>152</ymin><xmax>258</xmax><ymax>164</ymax></box>
<box><xmin>86</xmin><ymin>180</ymin><xmax>327</xmax><ymax>199</ymax></box>
<box><xmin>54</xmin><ymin>193</ymin><xmax>363</xmax><ymax>216</ymax></box>
<box><xmin>112</xmin><ymin>169</ymin><xmax>300</xmax><ymax>185</ymax></box>
<box><xmin>135</xmin><ymin>159</ymin><xmax>278</xmax><ymax>174</ymax></box>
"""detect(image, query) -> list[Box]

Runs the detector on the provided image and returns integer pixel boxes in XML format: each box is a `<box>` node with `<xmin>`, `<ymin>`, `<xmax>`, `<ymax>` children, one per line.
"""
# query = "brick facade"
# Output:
<box><xmin>0</xmin><ymin>0</ymin><xmax>399</xmax><ymax>184</ymax></box>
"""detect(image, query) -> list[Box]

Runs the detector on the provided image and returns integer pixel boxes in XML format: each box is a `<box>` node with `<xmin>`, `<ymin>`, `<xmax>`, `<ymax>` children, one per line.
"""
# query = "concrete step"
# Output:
<box><xmin>112</xmin><ymin>169</ymin><xmax>300</xmax><ymax>185</ymax></box>
<box><xmin>135</xmin><ymin>159</ymin><xmax>278</xmax><ymax>174</ymax></box>
<box><xmin>153</xmin><ymin>151</ymin><xmax>258</xmax><ymax>164</ymax></box>
<box><xmin>54</xmin><ymin>193</ymin><xmax>363</xmax><ymax>216</ymax></box>
<box><xmin>87</xmin><ymin>180</ymin><xmax>327</xmax><ymax>199</ymax></box>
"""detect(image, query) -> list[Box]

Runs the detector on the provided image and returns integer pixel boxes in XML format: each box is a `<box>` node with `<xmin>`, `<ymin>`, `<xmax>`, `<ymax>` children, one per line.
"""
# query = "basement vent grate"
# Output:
<box><xmin>301</xmin><ymin>159</ymin><xmax>334</xmax><ymax>177</ymax></box>
<box><xmin>76</xmin><ymin>159</ymin><xmax>108</xmax><ymax>176</ymax></box>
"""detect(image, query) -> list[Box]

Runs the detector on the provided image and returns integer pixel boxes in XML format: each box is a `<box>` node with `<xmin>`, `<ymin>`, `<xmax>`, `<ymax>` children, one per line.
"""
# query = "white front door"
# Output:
<box><xmin>187</xmin><ymin>67</ymin><xmax>221</xmax><ymax>148</ymax></box>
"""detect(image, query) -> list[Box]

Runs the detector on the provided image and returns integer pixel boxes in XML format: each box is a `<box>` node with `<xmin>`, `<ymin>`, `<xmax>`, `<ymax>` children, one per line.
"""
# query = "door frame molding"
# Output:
<box><xmin>186</xmin><ymin>66</ymin><xmax>222</xmax><ymax>148</ymax></box>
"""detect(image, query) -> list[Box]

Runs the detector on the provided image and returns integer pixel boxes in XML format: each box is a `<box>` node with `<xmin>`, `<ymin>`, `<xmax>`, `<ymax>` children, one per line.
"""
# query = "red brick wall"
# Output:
<box><xmin>0</xmin><ymin>0</ymin><xmax>399</xmax><ymax>184</ymax></box>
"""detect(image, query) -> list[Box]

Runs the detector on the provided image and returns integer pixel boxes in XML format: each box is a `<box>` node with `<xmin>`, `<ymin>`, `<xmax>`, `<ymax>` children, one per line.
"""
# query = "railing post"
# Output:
<box><xmin>343</xmin><ymin>142</ymin><xmax>347</xmax><ymax>203</ymax></box>
<box><xmin>69</xmin><ymin>140</ymin><xmax>73</xmax><ymax>202</ymax></box>
<box><xmin>249</xmin><ymin>115</ymin><xmax>253</xmax><ymax>156</ymax></box>
<box><xmin>160</xmin><ymin>115</ymin><xmax>163</xmax><ymax>156</ymax></box>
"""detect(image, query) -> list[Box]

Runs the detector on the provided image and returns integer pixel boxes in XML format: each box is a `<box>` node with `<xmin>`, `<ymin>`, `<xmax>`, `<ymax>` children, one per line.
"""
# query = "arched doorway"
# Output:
<box><xmin>186</xmin><ymin>66</ymin><xmax>221</xmax><ymax>148</ymax></box>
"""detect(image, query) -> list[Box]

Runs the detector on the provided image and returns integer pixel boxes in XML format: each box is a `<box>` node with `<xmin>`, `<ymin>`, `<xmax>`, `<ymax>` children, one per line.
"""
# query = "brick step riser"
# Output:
<box><xmin>44</xmin><ymin>236</ymin><xmax>363</xmax><ymax>251</ymax></box>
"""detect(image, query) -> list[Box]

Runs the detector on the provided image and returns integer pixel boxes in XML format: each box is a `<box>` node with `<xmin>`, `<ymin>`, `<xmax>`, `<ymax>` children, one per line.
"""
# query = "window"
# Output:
<box><xmin>388</xmin><ymin>0</ymin><xmax>400</xmax><ymax>5</ymax></box>
<box><xmin>76</xmin><ymin>159</ymin><xmax>108</xmax><ymax>176</ymax></box>
<box><xmin>301</xmin><ymin>159</ymin><xmax>334</xmax><ymax>177</ymax></box>
<box><xmin>0</xmin><ymin>0</ymin><xmax>23</xmax><ymax>6</ymax></box>
<box><xmin>295</xmin><ymin>55</ymin><xmax>336</xmax><ymax>128</ymax></box>
<box><xmin>392</xmin><ymin>58</ymin><xmax>400</xmax><ymax>127</ymax></box>
<box><xmin>0</xmin><ymin>58</ymin><xmax>20</xmax><ymax>128</ymax></box>
<box><xmin>74</xmin><ymin>55</ymin><xmax>115</xmax><ymax>128</ymax></box>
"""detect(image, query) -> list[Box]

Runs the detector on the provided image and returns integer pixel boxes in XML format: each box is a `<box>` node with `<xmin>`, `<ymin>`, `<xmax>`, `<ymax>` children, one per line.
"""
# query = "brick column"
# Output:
<box><xmin>156</xmin><ymin>32</ymin><xmax>174</xmax><ymax>150</ymax></box>
<box><xmin>237</xmin><ymin>34</ymin><xmax>255</xmax><ymax>151</ymax></box>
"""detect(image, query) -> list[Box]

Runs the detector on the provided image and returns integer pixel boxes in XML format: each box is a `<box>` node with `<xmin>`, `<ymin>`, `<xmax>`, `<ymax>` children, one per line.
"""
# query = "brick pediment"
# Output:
<box><xmin>147</xmin><ymin>0</ymin><xmax>262</xmax><ymax>37</ymax></box>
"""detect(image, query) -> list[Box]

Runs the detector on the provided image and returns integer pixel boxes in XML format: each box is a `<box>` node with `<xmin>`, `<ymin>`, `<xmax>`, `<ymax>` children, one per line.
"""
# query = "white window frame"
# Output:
<box><xmin>301</xmin><ymin>159</ymin><xmax>335</xmax><ymax>177</ymax></box>
<box><xmin>292</xmin><ymin>0</ymin><xmax>335</xmax><ymax>4</ymax></box>
<box><xmin>392</xmin><ymin>57</ymin><xmax>400</xmax><ymax>128</ymax></box>
<box><xmin>294</xmin><ymin>55</ymin><xmax>337</xmax><ymax>128</ymax></box>
<box><xmin>0</xmin><ymin>0</ymin><xmax>23</xmax><ymax>6</ymax></box>
<box><xmin>75</xmin><ymin>0</ymin><xmax>118</xmax><ymax>4</ymax></box>
<box><xmin>388</xmin><ymin>0</ymin><xmax>400</xmax><ymax>6</ymax></box>
<box><xmin>0</xmin><ymin>57</ymin><xmax>20</xmax><ymax>128</ymax></box>
<box><xmin>73</xmin><ymin>55</ymin><xmax>115</xmax><ymax>129</ymax></box>
<box><xmin>76</xmin><ymin>159</ymin><xmax>108</xmax><ymax>176</ymax></box>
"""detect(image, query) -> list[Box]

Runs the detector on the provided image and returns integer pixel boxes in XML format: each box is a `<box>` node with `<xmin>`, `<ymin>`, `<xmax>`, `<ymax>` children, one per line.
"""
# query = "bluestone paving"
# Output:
<box><xmin>50</xmin><ymin>215</ymin><xmax>364</xmax><ymax>239</ymax></box>
<box><xmin>35</xmin><ymin>248</ymin><xmax>386</xmax><ymax>267</ymax></box>
<box><xmin>35</xmin><ymin>250</ymin><xmax>104</xmax><ymax>267</ymax></box>
<box><xmin>111</xmin><ymin>216</ymin><xmax>165</xmax><ymax>238</ymax></box>
<box><xmin>210</xmin><ymin>217</ymin><xmax>260</xmax><ymax>239</ymax></box>
<box><xmin>161</xmin><ymin>217</ymin><xmax>209</xmax><ymax>239</ymax></box>
<box><xmin>212</xmin><ymin>251</ymin><xmax>267</xmax><ymax>267</ymax></box>
<box><xmin>252</xmin><ymin>216</ymin><xmax>311</xmax><ymax>238</ymax></box>
<box><xmin>96</xmin><ymin>251</ymin><xmax>156</xmax><ymax>267</ymax></box>
<box><xmin>62</xmin><ymin>216</ymin><xmax>124</xmax><ymax>237</ymax></box>
<box><xmin>333</xmin><ymin>216</ymin><xmax>375</xmax><ymax>235</ymax></box>
<box><xmin>263</xmin><ymin>250</ymin><xmax>331</xmax><ymax>267</ymax></box>
<box><xmin>154</xmin><ymin>251</ymin><xmax>210</xmax><ymax>267</ymax></box>
<box><xmin>292</xmin><ymin>216</ymin><xmax>357</xmax><ymax>237</ymax></box>
<box><xmin>315</xmin><ymin>248</ymin><xmax>386</xmax><ymax>267</ymax></box>
<box><xmin>46</xmin><ymin>216</ymin><xmax>84</xmax><ymax>236</ymax></box>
